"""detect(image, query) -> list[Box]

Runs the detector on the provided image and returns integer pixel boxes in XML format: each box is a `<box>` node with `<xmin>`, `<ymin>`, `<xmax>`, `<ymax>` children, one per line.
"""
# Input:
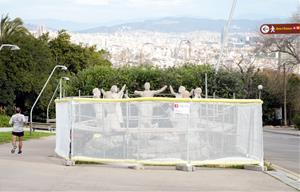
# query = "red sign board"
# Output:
<box><xmin>260</xmin><ymin>23</ymin><xmax>300</xmax><ymax>35</ymax></box>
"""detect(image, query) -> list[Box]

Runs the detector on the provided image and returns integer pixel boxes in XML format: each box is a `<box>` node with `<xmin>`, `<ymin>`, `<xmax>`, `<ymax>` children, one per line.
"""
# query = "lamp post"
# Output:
<box><xmin>205</xmin><ymin>73</ymin><xmax>208</xmax><ymax>99</ymax></box>
<box><xmin>30</xmin><ymin>65</ymin><xmax>68</xmax><ymax>135</ymax></box>
<box><xmin>46</xmin><ymin>77</ymin><xmax>69</xmax><ymax>123</ymax></box>
<box><xmin>59</xmin><ymin>76</ymin><xmax>70</xmax><ymax>99</ymax></box>
<box><xmin>0</xmin><ymin>44</ymin><xmax>20</xmax><ymax>51</ymax></box>
<box><xmin>258</xmin><ymin>85</ymin><xmax>263</xmax><ymax>99</ymax></box>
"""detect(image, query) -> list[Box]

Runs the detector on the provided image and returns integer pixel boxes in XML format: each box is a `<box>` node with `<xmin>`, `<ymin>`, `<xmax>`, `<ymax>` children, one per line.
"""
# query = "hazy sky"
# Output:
<box><xmin>0</xmin><ymin>0</ymin><xmax>299</xmax><ymax>25</ymax></box>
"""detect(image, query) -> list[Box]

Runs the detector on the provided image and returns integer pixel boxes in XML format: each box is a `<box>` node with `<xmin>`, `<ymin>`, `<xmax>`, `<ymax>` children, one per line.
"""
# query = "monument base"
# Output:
<box><xmin>64</xmin><ymin>159</ymin><xmax>75</xmax><ymax>166</ymax></box>
<box><xmin>176</xmin><ymin>163</ymin><xmax>196</xmax><ymax>172</ymax></box>
<box><xmin>244</xmin><ymin>164</ymin><xmax>264</xmax><ymax>171</ymax></box>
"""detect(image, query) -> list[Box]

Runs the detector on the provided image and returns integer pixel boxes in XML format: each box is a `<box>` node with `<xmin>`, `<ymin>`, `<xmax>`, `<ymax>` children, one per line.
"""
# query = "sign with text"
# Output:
<box><xmin>260</xmin><ymin>23</ymin><xmax>300</xmax><ymax>35</ymax></box>
<box><xmin>174</xmin><ymin>103</ymin><xmax>190</xmax><ymax>114</ymax></box>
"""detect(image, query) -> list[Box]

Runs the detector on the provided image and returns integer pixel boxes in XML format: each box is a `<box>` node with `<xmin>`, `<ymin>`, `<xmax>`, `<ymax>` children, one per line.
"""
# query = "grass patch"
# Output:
<box><xmin>73</xmin><ymin>161</ymin><xmax>248</xmax><ymax>169</ymax></box>
<box><xmin>292</xmin><ymin>115</ymin><xmax>300</xmax><ymax>130</ymax></box>
<box><xmin>0</xmin><ymin>131</ymin><xmax>54</xmax><ymax>144</ymax></box>
<box><xmin>196</xmin><ymin>164</ymin><xmax>245</xmax><ymax>169</ymax></box>
<box><xmin>75</xmin><ymin>161</ymin><xmax>105</xmax><ymax>165</ymax></box>
<box><xmin>264</xmin><ymin>161</ymin><xmax>275</xmax><ymax>171</ymax></box>
<box><xmin>0</xmin><ymin>115</ymin><xmax>10</xmax><ymax>127</ymax></box>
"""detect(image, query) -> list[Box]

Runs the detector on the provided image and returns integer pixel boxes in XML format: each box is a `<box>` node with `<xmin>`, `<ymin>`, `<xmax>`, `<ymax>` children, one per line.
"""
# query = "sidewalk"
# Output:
<box><xmin>0</xmin><ymin>127</ymin><xmax>53</xmax><ymax>133</ymax></box>
<box><xmin>0</xmin><ymin>136</ymin><xmax>297</xmax><ymax>191</ymax></box>
<box><xmin>0</xmin><ymin>127</ymin><xmax>12</xmax><ymax>132</ymax></box>
<box><xmin>263</xmin><ymin>126</ymin><xmax>300</xmax><ymax>136</ymax></box>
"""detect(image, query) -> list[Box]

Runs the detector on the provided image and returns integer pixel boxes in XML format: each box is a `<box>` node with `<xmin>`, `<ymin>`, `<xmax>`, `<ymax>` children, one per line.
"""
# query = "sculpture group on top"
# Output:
<box><xmin>91</xmin><ymin>83</ymin><xmax>204</xmax><ymax>130</ymax></box>
<box><xmin>92</xmin><ymin>82</ymin><xmax>202</xmax><ymax>99</ymax></box>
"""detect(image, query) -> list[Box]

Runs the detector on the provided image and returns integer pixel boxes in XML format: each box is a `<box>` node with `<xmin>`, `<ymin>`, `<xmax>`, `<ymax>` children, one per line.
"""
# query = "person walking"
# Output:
<box><xmin>9</xmin><ymin>107</ymin><xmax>26</xmax><ymax>154</ymax></box>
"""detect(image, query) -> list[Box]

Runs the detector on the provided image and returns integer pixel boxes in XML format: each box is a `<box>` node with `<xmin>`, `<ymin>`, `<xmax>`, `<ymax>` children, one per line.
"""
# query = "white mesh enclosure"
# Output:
<box><xmin>55</xmin><ymin>101</ymin><xmax>71</xmax><ymax>158</ymax></box>
<box><xmin>55</xmin><ymin>98</ymin><xmax>263</xmax><ymax>166</ymax></box>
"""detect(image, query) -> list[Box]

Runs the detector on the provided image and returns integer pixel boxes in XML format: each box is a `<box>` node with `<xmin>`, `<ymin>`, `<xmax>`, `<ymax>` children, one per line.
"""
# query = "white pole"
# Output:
<box><xmin>46</xmin><ymin>83</ymin><xmax>60</xmax><ymax>122</ymax></box>
<box><xmin>46</xmin><ymin>76</ymin><xmax>69</xmax><ymax>122</ymax></box>
<box><xmin>215</xmin><ymin>0</ymin><xmax>238</xmax><ymax>72</ymax></box>
<box><xmin>205</xmin><ymin>73</ymin><xmax>208</xmax><ymax>98</ymax></box>
<box><xmin>0</xmin><ymin>44</ymin><xmax>20</xmax><ymax>51</ymax></box>
<box><xmin>30</xmin><ymin>65</ymin><xmax>67</xmax><ymax>135</ymax></box>
<box><xmin>59</xmin><ymin>78</ymin><xmax>63</xmax><ymax>99</ymax></box>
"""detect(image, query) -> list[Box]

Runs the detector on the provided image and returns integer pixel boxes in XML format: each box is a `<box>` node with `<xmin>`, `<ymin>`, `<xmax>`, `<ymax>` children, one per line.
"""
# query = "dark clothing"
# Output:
<box><xmin>12</xmin><ymin>131</ymin><xmax>24</xmax><ymax>137</ymax></box>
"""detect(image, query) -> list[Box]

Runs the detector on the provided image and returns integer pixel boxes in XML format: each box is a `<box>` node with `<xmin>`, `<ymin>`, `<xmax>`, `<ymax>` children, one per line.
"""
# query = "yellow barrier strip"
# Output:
<box><xmin>55</xmin><ymin>97</ymin><xmax>263</xmax><ymax>104</ymax></box>
<box><xmin>71</xmin><ymin>156</ymin><xmax>260</xmax><ymax>166</ymax></box>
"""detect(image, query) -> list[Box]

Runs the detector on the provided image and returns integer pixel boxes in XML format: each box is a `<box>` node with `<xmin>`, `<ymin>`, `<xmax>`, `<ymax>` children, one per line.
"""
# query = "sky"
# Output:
<box><xmin>0</xmin><ymin>0</ymin><xmax>299</xmax><ymax>28</ymax></box>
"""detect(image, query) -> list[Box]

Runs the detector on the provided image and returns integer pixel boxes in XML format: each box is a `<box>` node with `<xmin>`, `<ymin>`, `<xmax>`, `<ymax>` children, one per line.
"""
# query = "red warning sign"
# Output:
<box><xmin>260</xmin><ymin>23</ymin><xmax>300</xmax><ymax>35</ymax></box>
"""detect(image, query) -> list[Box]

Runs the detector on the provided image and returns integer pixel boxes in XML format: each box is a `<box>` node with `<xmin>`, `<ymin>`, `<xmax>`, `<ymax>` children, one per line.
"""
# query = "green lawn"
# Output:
<box><xmin>0</xmin><ymin>131</ymin><xmax>54</xmax><ymax>144</ymax></box>
<box><xmin>0</xmin><ymin>115</ymin><xmax>10</xmax><ymax>127</ymax></box>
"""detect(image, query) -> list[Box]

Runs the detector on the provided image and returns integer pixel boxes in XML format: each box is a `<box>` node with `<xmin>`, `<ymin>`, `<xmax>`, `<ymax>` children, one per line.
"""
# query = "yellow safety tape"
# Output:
<box><xmin>71</xmin><ymin>156</ymin><xmax>260</xmax><ymax>166</ymax></box>
<box><xmin>55</xmin><ymin>97</ymin><xmax>263</xmax><ymax>104</ymax></box>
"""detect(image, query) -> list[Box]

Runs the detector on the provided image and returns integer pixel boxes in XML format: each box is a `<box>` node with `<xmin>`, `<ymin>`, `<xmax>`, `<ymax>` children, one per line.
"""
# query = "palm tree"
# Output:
<box><xmin>0</xmin><ymin>14</ymin><xmax>29</xmax><ymax>44</ymax></box>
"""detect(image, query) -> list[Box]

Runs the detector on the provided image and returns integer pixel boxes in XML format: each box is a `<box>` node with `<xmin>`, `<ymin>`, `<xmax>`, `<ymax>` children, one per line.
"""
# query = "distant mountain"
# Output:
<box><xmin>78</xmin><ymin>17</ymin><xmax>288</xmax><ymax>33</ymax></box>
<box><xmin>25</xmin><ymin>19</ymin><xmax>98</xmax><ymax>31</ymax></box>
<box><xmin>24</xmin><ymin>17</ymin><xmax>289</xmax><ymax>33</ymax></box>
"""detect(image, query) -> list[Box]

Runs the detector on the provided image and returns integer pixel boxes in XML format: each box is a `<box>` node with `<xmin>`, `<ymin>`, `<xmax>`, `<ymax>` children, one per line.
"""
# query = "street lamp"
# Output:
<box><xmin>0</xmin><ymin>44</ymin><xmax>20</xmax><ymax>51</ymax></box>
<box><xmin>30</xmin><ymin>65</ymin><xmax>68</xmax><ymax>135</ymax></box>
<box><xmin>46</xmin><ymin>77</ymin><xmax>69</xmax><ymax>123</ymax></box>
<box><xmin>59</xmin><ymin>76</ymin><xmax>70</xmax><ymax>99</ymax></box>
<box><xmin>258</xmin><ymin>85</ymin><xmax>263</xmax><ymax>99</ymax></box>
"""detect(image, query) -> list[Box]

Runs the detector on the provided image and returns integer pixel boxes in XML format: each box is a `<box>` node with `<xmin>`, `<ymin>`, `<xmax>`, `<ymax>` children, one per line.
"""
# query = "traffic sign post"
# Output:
<box><xmin>260</xmin><ymin>23</ymin><xmax>300</xmax><ymax>35</ymax></box>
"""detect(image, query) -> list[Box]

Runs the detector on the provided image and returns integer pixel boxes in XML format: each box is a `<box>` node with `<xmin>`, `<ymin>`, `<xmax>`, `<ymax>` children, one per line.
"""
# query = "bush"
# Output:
<box><xmin>0</xmin><ymin>115</ymin><xmax>10</xmax><ymax>127</ymax></box>
<box><xmin>293</xmin><ymin>115</ymin><xmax>300</xmax><ymax>130</ymax></box>
<box><xmin>66</xmin><ymin>64</ymin><xmax>244</xmax><ymax>99</ymax></box>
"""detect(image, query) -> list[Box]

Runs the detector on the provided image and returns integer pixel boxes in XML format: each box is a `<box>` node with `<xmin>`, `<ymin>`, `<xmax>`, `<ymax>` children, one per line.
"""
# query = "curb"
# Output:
<box><xmin>263</xmin><ymin>130</ymin><xmax>300</xmax><ymax>137</ymax></box>
<box><xmin>264</xmin><ymin>163</ymin><xmax>300</xmax><ymax>190</ymax></box>
<box><xmin>265</xmin><ymin>170</ymin><xmax>300</xmax><ymax>190</ymax></box>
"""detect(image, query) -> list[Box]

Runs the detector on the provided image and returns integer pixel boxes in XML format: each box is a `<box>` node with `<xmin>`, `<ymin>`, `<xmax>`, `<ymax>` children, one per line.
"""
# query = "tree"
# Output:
<box><xmin>48</xmin><ymin>30</ymin><xmax>111</xmax><ymax>73</ymax></box>
<box><xmin>246</xmin><ymin>10</ymin><xmax>300</xmax><ymax>125</ymax></box>
<box><xmin>0</xmin><ymin>26</ymin><xmax>112</xmax><ymax>120</ymax></box>
<box><xmin>259</xmin><ymin>10</ymin><xmax>300</xmax><ymax>69</ymax></box>
<box><xmin>0</xmin><ymin>14</ymin><xmax>29</xmax><ymax>44</ymax></box>
<box><xmin>0</xmin><ymin>32</ymin><xmax>56</xmax><ymax>117</ymax></box>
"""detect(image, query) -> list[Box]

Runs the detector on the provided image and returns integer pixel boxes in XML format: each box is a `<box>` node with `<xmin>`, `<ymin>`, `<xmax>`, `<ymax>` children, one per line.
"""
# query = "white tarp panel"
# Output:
<box><xmin>55</xmin><ymin>98</ymin><xmax>263</xmax><ymax>166</ymax></box>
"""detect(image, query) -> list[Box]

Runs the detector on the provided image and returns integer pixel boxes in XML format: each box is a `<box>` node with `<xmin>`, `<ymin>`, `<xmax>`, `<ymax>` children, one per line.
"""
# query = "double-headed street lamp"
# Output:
<box><xmin>0</xmin><ymin>44</ymin><xmax>20</xmax><ymax>51</ymax></box>
<box><xmin>46</xmin><ymin>77</ymin><xmax>69</xmax><ymax>123</ymax></box>
<box><xmin>30</xmin><ymin>65</ymin><xmax>68</xmax><ymax>134</ymax></box>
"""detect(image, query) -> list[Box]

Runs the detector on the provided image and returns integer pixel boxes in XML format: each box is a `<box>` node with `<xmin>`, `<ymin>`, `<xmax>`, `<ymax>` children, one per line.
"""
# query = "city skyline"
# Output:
<box><xmin>1</xmin><ymin>0</ymin><xmax>299</xmax><ymax>30</ymax></box>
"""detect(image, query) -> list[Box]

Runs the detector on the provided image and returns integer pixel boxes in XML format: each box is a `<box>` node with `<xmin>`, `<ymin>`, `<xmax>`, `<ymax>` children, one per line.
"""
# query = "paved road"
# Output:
<box><xmin>0</xmin><ymin>136</ymin><xmax>297</xmax><ymax>191</ymax></box>
<box><xmin>264</xmin><ymin>131</ymin><xmax>300</xmax><ymax>174</ymax></box>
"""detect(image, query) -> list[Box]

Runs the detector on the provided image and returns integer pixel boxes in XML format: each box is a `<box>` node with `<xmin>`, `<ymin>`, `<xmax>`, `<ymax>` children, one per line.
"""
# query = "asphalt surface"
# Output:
<box><xmin>0</xmin><ymin>136</ymin><xmax>297</xmax><ymax>191</ymax></box>
<box><xmin>264</xmin><ymin>131</ymin><xmax>300</xmax><ymax>174</ymax></box>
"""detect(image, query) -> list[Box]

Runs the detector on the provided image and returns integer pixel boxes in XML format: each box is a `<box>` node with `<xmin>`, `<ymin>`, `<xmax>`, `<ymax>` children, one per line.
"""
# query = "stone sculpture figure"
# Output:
<box><xmin>134</xmin><ymin>82</ymin><xmax>167</xmax><ymax>128</ymax></box>
<box><xmin>169</xmin><ymin>85</ymin><xmax>194</xmax><ymax>158</ymax></box>
<box><xmin>92</xmin><ymin>88</ymin><xmax>102</xmax><ymax>129</ymax></box>
<box><xmin>92</xmin><ymin>88</ymin><xmax>101</xmax><ymax>98</ymax></box>
<box><xmin>101</xmin><ymin>84</ymin><xmax>126</xmax><ymax>99</ymax></box>
<box><xmin>134</xmin><ymin>82</ymin><xmax>167</xmax><ymax>97</ymax></box>
<box><xmin>101</xmin><ymin>85</ymin><xmax>126</xmax><ymax>131</ymax></box>
<box><xmin>169</xmin><ymin>85</ymin><xmax>193</xmax><ymax>98</ymax></box>
<box><xmin>193</xmin><ymin>87</ymin><xmax>202</xmax><ymax>99</ymax></box>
